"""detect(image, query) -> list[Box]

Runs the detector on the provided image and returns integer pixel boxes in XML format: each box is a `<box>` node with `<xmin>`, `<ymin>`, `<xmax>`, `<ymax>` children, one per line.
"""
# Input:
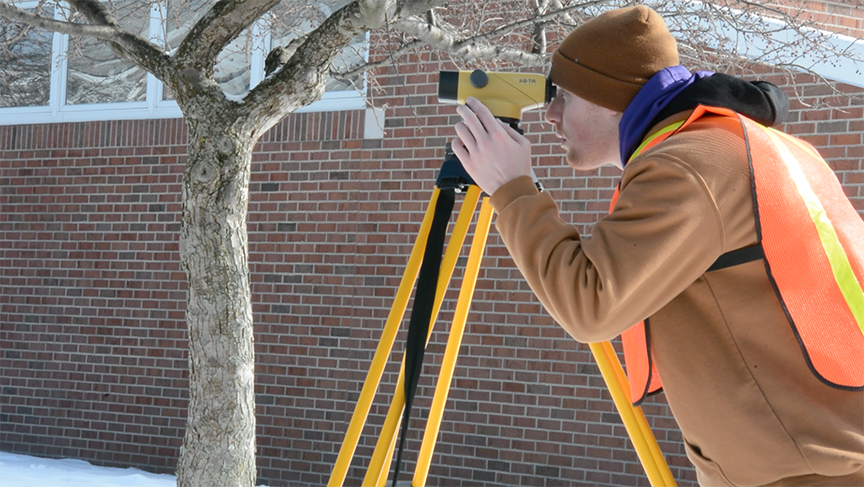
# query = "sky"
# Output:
<box><xmin>0</xmin><ymin>452</ymin><xmax>176</xmax><ymax>487</ymax></box>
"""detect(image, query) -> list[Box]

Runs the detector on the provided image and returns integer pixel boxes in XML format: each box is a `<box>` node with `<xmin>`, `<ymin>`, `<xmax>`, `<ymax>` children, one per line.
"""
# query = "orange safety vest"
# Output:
<box><xmin>612</xmin><ymin>105</ymin><xmax>864</xmax><ymax>406</ymax></box>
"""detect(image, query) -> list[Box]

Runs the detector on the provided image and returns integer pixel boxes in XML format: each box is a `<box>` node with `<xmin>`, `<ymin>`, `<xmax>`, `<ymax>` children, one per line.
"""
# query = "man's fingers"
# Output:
<box><xmin>451</xmin><ymin>137</ymin><xmax>470</xmax><ymax>163</ymax></box>
<box><xmin>499</xmin><ymin>120</ymin><xmax>531</xmax><ymax>147</ymax></box>
<box><xmin>466</xmin><ymin>97</ymin><xmax>501</xmax><ymax>135</ymax></box>
<box><xmin>450</xmin><ymin>98</ymin><xmax>532</xmax><ymax>196</ymax></box>
<box><xmin>454</xmin><ymin>122</ymin><xmax>476</xmax><ymax>153</ymax></box>
<box><xmin>498</xmin><ymin>120</ymin><xmax>520</xmax><ymax>140</ymax></box>
<box><xmin>456</xmin><ymin>103</ymin><xmax>488</xmax><ymax>138</ymax></box>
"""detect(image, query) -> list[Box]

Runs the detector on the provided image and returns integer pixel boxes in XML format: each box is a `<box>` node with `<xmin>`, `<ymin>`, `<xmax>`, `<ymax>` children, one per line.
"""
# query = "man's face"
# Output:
<box><xmin>544</xmin><ymin>88</ymin><xmax>623</xmax><ymax>171</ymax></box>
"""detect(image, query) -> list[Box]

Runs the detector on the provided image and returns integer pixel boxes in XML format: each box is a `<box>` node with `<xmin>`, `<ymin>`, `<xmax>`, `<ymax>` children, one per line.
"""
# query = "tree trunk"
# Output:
<box><xmin>177</xmin><ymin>119</ymin><xmax>257</xmax><ymax>487</ymax></box>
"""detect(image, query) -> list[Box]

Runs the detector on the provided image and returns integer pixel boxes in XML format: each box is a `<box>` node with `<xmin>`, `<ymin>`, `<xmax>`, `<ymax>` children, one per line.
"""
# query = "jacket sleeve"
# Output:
<box><xmin>489</xmin><ymin>154</ymin><xmax>726</xmax><ymax>343</ymax></box>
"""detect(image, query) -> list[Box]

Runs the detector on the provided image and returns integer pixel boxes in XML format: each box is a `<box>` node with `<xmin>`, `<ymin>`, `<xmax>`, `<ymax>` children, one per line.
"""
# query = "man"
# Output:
<box><xmin>451</xmin><ymin>5</ymin><xmax>864</xmax><ymax>487</ymax></box>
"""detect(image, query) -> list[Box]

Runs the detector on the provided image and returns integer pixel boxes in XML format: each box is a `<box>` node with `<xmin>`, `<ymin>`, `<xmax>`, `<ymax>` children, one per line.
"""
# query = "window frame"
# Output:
<box><xmin>0</xmin><ymin>1</ymin><xmax>367</xmax><ymax>126</ymax></box>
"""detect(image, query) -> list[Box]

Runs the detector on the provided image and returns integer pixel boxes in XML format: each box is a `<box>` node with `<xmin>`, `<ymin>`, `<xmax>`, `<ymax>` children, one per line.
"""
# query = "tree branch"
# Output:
<box><xmin>240</xmin><ymin>2</ymin><xmax>359</xmax><ymax>133</ymax></box>
<box><xmin>66</xmin><ymin>0</ymin><xmax>118</xmax><ymax>26</ymax></box>
<box><xmin>174</xmin><ymin>0</ymin><xmax>279</xmax><ymax>73</ymax></box>
<box><xmin>548</xmin><ymin>0</ymin><xmax>576</xmax><ymax>25</ymax></box>
<box><xmin>241</xmin><ymin>0</ymin><xmax>416</xmax><ymax>133</ymax></box>
<box><xmin>0</xmin><ymin>0</ymin><xmax>173</xmax><ymax>80</ymax></box>
<box><xmin>0</xmin><ymin>2</ymin><xmax>117</xmax><ymax>39</ymax></box>
<box><xmin>336</xmin><ymin>0</ymin><xmax>604</xmax><ymax>86</ymax></box>
<box><xmin>361</xmin><ymin>0</ymin><xmax>619</xmax><ymax>70</ymax></box>
<box><xmin>531</xmin><ymin>0</ymin><xmax>549</xmax><ymax>54</ymax></box>
<box><xmin>398</xmin><ymin>0</ymin><xmax>450</xmax><ymax>18</ymax></box>
<box><xmin>394</xmin><ymin>16</ymin><xmax>545</xmax><ymax>65</ymax></box>
<box><xmin>331</xmin><ymin>39</ymin><xmax>425</xmax><ymax>80</ymax></box>
<box><xmin>457</xmin><ymin>0</ymin><xmax>616</xmax><ymax>47</ymax></box>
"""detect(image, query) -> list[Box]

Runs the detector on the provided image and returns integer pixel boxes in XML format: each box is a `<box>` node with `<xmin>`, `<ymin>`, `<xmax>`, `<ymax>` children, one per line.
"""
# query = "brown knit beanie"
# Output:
<box><xmin>550</xmin><ymin>5</ymin><xmax>679</xmax><ymax>112</ymax></box>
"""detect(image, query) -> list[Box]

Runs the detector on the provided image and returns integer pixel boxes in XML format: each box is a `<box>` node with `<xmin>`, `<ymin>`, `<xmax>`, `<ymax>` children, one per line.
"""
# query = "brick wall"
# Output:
<box><xmin>769</xmin><ymin>0</ymin><xmax>864</xmax><ymax>38</ymax></box>
<box><xmin>3</xmin><ymin>14</ymin><xmax>864</xmax><ymax>487</ymax></box>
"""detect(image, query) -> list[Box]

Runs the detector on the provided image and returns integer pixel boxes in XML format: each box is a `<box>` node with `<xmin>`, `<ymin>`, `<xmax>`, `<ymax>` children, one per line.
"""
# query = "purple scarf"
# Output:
<box><xmin>619</xmin><ymin>66</ymin><xmax>713</xmax><ymax>166</ymax></box>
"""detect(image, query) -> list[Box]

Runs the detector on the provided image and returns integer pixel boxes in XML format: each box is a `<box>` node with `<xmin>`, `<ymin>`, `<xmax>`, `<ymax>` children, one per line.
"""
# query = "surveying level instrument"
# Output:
<box><xmin>438</xmin><ymin>69</ymin><xmax>556</xmax><ymax>123</ymax></box>
<box><xmin>327</xmin><ymin>70</ymin><xmax>678</xmax><ymax>487</ymax></box>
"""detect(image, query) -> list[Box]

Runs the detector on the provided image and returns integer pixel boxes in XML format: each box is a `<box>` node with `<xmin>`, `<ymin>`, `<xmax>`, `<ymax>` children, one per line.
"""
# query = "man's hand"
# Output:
<box><xmin>452</xmin><ymin>97</ymin><xmax>533</xmax><ymax>196</ymax></box>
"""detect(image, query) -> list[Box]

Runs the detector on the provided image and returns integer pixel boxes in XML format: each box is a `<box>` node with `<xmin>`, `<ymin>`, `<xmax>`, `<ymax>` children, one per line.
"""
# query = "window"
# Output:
<box><xmin>0</xmin><ymin>3</ymin><xmax>53</xmax><ymax>108</ymax></box>
<box><xmin>65</xmin><ymin>1</ymin><xmax>149</xmax><ymax>105</ymax></box>
<box><xmin>0</xmin><ymin>0</ymin><xmax>367</xmax><ymax>126</ymax></box>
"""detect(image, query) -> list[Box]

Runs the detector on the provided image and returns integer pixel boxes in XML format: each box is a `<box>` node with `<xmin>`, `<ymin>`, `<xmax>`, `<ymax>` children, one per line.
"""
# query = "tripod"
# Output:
<box><xmin>327</xmin><ymin>148</ymin><xmax>677</xmax><ymax>487</ymax></box>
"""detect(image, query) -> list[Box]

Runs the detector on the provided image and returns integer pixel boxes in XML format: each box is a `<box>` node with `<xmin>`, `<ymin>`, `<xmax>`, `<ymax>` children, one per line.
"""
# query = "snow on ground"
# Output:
<box><xmin>0</xmin><ymin>452</ymin><xmax>176</xmax><ymax>487</ymax></box>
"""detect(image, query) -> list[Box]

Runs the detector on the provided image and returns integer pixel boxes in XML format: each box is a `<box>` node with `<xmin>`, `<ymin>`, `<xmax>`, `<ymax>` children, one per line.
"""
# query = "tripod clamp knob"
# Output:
<box><xmin>436</xmin><ymin>144</ymin><xmax>477</xmax><ymax>193</ymax></box>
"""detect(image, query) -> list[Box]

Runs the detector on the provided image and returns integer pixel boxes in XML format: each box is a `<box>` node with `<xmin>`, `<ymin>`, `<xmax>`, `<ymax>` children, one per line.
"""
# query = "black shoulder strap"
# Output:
<box><xmin>707</xmin><ymin>243</ymin><xmax>765</xmax><ymax>272</ymax></box>
<box><xmin>392</xmin><ymin>187</ymin><xmax>455</xmax><ymax>486</ymax></box>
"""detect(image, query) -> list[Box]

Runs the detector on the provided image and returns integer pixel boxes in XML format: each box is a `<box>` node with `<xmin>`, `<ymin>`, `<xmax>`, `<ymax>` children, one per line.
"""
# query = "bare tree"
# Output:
<box><xmin>0</xmin><ymin>0</ymin><xmax>859</xmax><ymax>485</ymax></box>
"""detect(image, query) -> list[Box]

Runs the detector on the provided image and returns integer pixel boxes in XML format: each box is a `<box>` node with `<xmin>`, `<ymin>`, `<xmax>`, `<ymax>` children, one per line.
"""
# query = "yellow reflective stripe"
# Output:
<box><xmin>627</xmin><ymin>121</ymin><xmax>685</xmax><ymax>164</ymax></box>
<box><xmin>763</xmin><ymin>126</ymin><xmax>864</xmax><ymax>335</ymax></box>
<box><xmin>772</xmin><ymin>129</ymin><xmax>826</xmax><ymax>166</ymax></box>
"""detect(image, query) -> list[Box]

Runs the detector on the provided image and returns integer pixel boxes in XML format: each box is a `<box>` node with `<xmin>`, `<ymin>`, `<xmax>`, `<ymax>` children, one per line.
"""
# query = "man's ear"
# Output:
<box><xmin>606</xmin><ymin>109</ymin><xmax>624</xmax><ymax>124</ymax></box>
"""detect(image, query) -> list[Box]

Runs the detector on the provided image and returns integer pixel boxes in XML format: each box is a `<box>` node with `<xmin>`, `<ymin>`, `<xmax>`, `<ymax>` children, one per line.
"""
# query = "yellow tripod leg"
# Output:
<box><xmin>328</xmin><ymin>189</ymin><xmax>441</xmax><ymax>487</ymax></box>
<box><xmin>363</xmin><ymin>186</ymin><xmax>481</xmax><ymax>485</ymax></box>
<box><xmin>429</xmin><ymin>185</ymin><xmax>482</xmax><ymax>333</ymax></box>
<box><xmin>331</xmin><ymin>182</ymin><xmax>675</xmax><ymax>486</ymax></box>
<box><xmin>600</xmin><ymin>342</ymin><xmax>675</xmax><ymax>486</ymax></box>
<box><xmin>363</xmin><ymin>364</ymin><xmax>405</xmax><ymax>487</ymax></box>
<box><xmin>371</xmin><ymin>411</ymin><xmax>401</xmax><ymax>487</ymax></box>
<box><xmin>353</xmin><ymin>186</ymin><xmax>483</xmax><ymax>486</ymax></box>
<box><xmin>588</xmin><ymin>342</ymin><xmax>677</xmax><ymax>486</ymax></box>
<box><xmin>413</xmin><ymin>195</ymin><xmax>494</xmax><ymax>487</ymax></box>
